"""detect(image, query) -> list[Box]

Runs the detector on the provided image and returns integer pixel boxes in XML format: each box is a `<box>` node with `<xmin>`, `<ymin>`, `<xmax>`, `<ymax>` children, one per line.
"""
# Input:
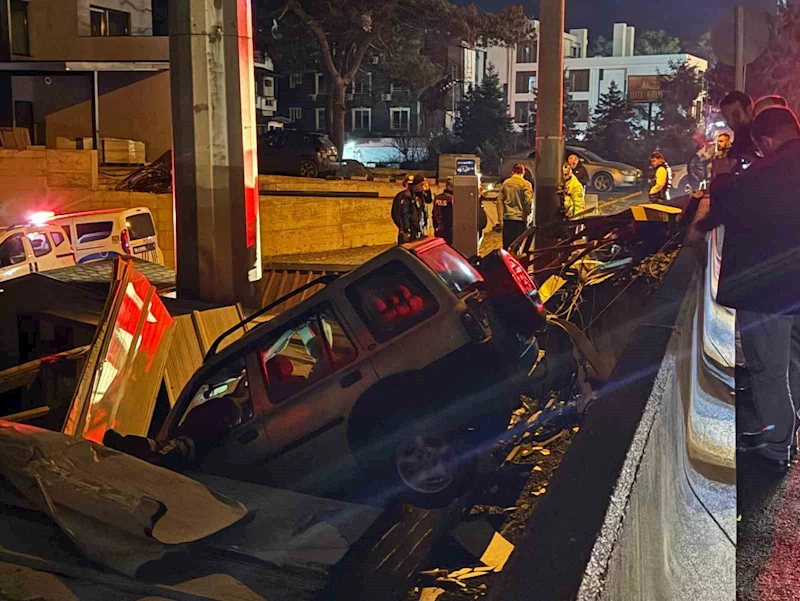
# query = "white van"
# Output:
<box><xmin>48</xmin><ymin>207</ymin><xmax>165</xmax><ymax>266</ymax></box>
<box><xmin>0</xmin><ymin>223</ymin><xmax>76</xmax><ymax>282</ymax></box>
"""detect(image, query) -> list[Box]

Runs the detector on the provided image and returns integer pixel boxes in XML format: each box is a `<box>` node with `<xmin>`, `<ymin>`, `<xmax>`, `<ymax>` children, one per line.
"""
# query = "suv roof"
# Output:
<box><xmin>201</xmin><ymin>244</ymin><xmax>447</xmax><ymax>368</ymax></box>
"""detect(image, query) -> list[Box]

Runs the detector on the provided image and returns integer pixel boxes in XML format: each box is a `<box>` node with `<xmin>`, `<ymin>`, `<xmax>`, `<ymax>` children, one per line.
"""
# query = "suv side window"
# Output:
<box><xmin>258</xmin><ymin>303</ymin><xmax>357</xmax><ymax>404</ymax></box>
<box><xmin>0</xmin><ymin>234</ymin><xmax>26</xmax><ymax>267</ymax></box>
<box><xmin>346</xmin><ymin>260</ymin><xmax>439</xmax><ymax>344</ymax></box>
<box><xmin>178</xmin><ymin>355</ymin><xmax>254</xmax><ymax>440</ymax></box>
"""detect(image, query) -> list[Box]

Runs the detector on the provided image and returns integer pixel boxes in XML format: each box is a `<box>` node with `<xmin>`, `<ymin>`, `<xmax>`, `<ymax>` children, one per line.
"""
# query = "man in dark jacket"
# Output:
<box><xmin>567</xmin><ymin>153</ymin><xmax>590</xmax><ymax>189</ymax></box>
<box><xmin>433</xmin><ymin>177</ymin><xmax>455</xmax><ymax>244</ymax></box>
<box><xmin>393</xmin><ymin>174</ymin><xmax>427</xmax><ymax>243</ymax></box>
<box><xmin>702</xmin><ymin>106</ymin><xmax>800</xmax><ymax>471</ymax></box>
<box><xmin>720</xmin><ymin>91</ymin><xmax>759</xmax><ymax>170</ymax></box>
<box><xmin>687</xmin><ymin>143</ymin><xmax>713</xmax><ymax>191</ymax></box>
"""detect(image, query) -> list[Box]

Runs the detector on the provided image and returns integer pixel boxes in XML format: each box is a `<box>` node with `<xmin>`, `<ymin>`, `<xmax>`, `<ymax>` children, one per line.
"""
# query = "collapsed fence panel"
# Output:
<box><xmin>488</xmin><ymin>230</ymin><xmax>736</xmax><ymax>601</ymax></box>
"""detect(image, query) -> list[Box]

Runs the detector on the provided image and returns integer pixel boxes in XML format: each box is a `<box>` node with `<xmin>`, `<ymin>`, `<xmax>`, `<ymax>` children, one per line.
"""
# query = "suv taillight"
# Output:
<box><xmin>121</xmin><ymin>228</ymin><xmax>132</xmax><ymax>255</ymax></box>
<box><xmin>501</xmin><ymin>250</ymin><xmax>536</xmax><ymax>297</ymax></box>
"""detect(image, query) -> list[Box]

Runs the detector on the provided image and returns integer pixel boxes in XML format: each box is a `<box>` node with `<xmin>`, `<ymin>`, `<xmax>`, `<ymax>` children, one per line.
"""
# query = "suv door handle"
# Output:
<box><xmin>340</xmin><ymin>370</ymin><xmax>362</xmax><ymax>389</ymax></box>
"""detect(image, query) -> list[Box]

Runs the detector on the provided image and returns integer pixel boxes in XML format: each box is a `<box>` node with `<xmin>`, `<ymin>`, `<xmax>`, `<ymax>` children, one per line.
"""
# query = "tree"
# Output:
<box><xmin>635</xmin><ymin>29</ymin><xmax>682</xmax><ymax>56</ymax></box>
<box><xmin>589</xmin><ymin>35</ymin><xmax>612</xmax><ymax>57</ymax></box>
<box><xmin>259</xmin><ymin>0</ymin><xmax>530</xmax><ymax>155</ymax></box>
<box><xmin>649</xmin><ymin>62</ymin><xmax>704</xmax><ymax>164</ymax></box>
<box><xmin>454</xmin><ymin>66</ymin><xmax>514</xmax><ymax>174</ymax></box>
<box><xmin>584</xmin><ymin>82</ymin><xmax>638</xmax><ymax>162</ymax></box>
<box><xmin>746</xmin><ymin>5</ymin><xmax>800</xmax><ymax>114</ymax></box>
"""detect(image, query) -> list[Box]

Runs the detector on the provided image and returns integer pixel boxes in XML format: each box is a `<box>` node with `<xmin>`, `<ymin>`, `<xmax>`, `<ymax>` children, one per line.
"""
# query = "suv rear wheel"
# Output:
<box><xmin>350</xmin><ymin>383</ymin><xmax>476</xmax><ymax>508</ymax></box>
<box><xmin>299</xmin><ymin>161</ymin><xmax>319</xmax><ymax>178</ymax></box>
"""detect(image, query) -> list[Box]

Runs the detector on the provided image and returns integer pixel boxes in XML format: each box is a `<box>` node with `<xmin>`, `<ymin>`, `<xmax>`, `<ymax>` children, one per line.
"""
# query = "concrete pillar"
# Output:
<box><xmin>169</xmin><ymin>0</ymin><xmax>262</xmax><ymax>306</ymax></box>
<box><xmin>534</xmin><ymin>0</ymin><xmax>565</xmax><ymax>262</ymax></box>
<box><xmin>612</xmin><ymin>23</ymin><xmax>627</xmax><ymax>58</ymax></box>
<box><xmin>625</xmin><ymin>26</ymin><xmax>636</xmax><ymax>57</ymax></box>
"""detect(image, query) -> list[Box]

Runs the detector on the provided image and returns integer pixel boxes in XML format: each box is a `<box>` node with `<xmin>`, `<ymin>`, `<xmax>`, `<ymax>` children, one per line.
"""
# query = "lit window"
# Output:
<box><xmin>10</xmin><ymin>0</ymin><xmax>29</xmax><ymax>56</ymax></box>
<box><xmin>90</xmin><ymin>5</ymin><xmax>131</xmax><ymax>37</ymax></box>
<box><xmin>262</xmin><ymin>77</ymin><xmax>274</xmax><ymax>96</ymax></box>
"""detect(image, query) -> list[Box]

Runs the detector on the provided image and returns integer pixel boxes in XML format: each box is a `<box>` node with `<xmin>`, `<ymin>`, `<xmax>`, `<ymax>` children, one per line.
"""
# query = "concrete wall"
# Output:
<box><xmin>259</xmin><ymin>176</ymin><xmax>401</xmax><ymax>257</ymax></box>
<box><xmin>44</xmin><ymin>71</ymin><xmax>172</xmax><ymax>161</ymax></box>
<box><xmin>19</xmin><ymin>0</ymin><xmax>168</xmax><ymax>61</ymax></box>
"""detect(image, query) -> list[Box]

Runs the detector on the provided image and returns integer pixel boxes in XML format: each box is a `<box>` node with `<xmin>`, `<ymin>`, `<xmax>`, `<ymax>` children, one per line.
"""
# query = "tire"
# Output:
<box><xmin>299</xmin><ymin>161</ymin><xmax>320</xmax><ymax>178</ymax></box>
<box><xmin>350</xmin><ymin>384</ymin><xmax>476</xmax><ymax>508</ymax></box>
<box><xmin>592</xmin><ymin>172</ymin><xmax>614</xmax><ymax>193</ymax></box>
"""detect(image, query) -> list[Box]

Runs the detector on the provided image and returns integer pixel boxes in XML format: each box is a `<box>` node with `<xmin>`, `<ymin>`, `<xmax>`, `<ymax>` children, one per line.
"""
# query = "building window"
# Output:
<box><xmin>515</xmin><ymin>71</ymin><xmax>537</xmax><ymax>95</ymax></box>
<box><xmin>10</xmin><ymin>0</ymin><xmax>29</xmax><ymax>56</ymax></box>
<box><xmin>514</xmin><ymin>102</ymin><xmax>534</xmax><ymax>125</ymax></box>
<box><xmin>315</xmin><ymin>73</ymin><xmax>325</xmax><ymax>95</ymax></box>
<box><xmin>315</xmin><ymin>107</ymin><xmax>326</xmax><ymax>131</ymax></box>
<box><xmin>573</xmin><ymin>100</ymin><xmax>590</xmax><ymax>123</ymax></box>
<box><xmin>390</xmin><ymin>107</ymin><xmax>411</xmax><ymax>131</ymax></box>
<box><xmin>390</xmin><ymin>82</ymin><xmax>410</xmax><ymax>94</ymax></box>
<box><xmin>353</xmin><ymin>72</ymin><xmax>372</xmax><ymax>95</ymax></box>
<box><xmin>289</xmin><ymin>107</ymin><xmax>302</xmax><ymax>122</ymax></box>
<box><xmin>568</xmin><ymin>69</ymin><xmax>590</xmax><ymax>93</ymax></box>
<box><xmin>289</xmin><ymin>73</ymin><xmax>303</xmax><ymax>88</ymax></box>
<box><xmin>90</xmin><ymin>5</ymin><xmax>131</xmax><ymax>37</ymax></box>
<box><xmin>352</xmin><ymin>108</ymin><xmax>371</xmax><ymax>132</ymax></box>
<box><xmin>262</xmin><ymin>77</ymin><xmax>274</xmax><ymax>97</ymax></box>
<box><xmin>571</xmin><ymin>47</ymin><xmax>580</xmax><ymax>58</ymax></box>
<box><xmin>516</xmin><ymin>41</ymin><xmax>537</xmax><ymax>64</ymax></box>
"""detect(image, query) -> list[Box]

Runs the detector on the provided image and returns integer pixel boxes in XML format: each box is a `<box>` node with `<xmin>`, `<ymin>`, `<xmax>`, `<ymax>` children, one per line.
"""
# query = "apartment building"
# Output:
<box><xmin>0</xmin><ymin>1</ymin><xmax>278</xmax><ymax>161</ymax></box>
<box><xmin>488</xmin><ymin>22</ymin><xmax>708</xmax><ymax>135</ymax></box>
<box><xmin>278</xmin><ymin>43</ymin><xmax>488</xmax><ymax>140</ymax></box>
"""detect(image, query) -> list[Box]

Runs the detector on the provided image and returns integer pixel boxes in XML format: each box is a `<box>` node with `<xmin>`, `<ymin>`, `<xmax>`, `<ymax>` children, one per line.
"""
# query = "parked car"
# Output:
<box><xmin>258</xmin><ymin>130</ymin><xmax>340</xmax><ymax>178</ymax></box>
<box><xmin>500</xmin><ymin>146</ymin><xmax>642</xmax><ymax>193</ymax></box>
<box><xmin>47</xmin><ymin>207</ymin><xmax>164</xmax><ymax>265</ymax></box>
<box><xmin>0</xmin><ymin>221</ymin><xmax>75</xmax><ymax>283</ymax></box>
<box><xmin>670</xmin><ymin>164</ymin><xmax>692</xmax><ymax>196</ymax></box>
<box><xmin>125</xmin><ymin>239</ymin><xmax>546</xmax><ymax>508</ymax></box>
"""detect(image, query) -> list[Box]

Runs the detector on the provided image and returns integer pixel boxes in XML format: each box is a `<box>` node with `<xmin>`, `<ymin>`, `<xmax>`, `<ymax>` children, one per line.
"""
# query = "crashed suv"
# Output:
<box><xmin>109</xmin><ymin>239</ymin><xmax>546</xmax><ymax>507</ymax></box>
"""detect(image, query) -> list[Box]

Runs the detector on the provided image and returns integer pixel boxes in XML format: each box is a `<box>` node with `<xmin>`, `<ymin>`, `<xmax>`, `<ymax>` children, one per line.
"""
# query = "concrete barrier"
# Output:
<box><xmin>489</xmin><ymin>229</ymin><xmax>736</xmax><ymax>601</ymax></box>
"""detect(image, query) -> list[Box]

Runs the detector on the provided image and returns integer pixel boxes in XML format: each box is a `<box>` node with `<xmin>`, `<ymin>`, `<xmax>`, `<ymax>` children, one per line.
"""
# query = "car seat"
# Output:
<box><xmin>176</xmin><ymin>390</ymin><xmax>251</xmax><ymax>443</ymax></box>
<box><xmin>265</xmin><ymin>355</ymin><xmax>307</xmax><ymax>402</ymax></box>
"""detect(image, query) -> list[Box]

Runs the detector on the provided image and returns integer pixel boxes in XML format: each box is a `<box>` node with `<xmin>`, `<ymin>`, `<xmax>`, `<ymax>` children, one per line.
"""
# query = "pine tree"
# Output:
<box><xmin>585</xmin><ymin>82</ymin><xmax>637</xmax><ymax>162</ymax></box>
<box><xmin>455</xmin><ymin>66</ymin><xmax>515</xmax><ymax>174</ymax></box>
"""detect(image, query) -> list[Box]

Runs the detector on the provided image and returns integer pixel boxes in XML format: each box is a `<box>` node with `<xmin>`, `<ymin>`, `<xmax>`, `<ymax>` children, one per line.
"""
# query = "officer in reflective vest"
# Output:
<box><xmin>648</xmin><ymin>152</ymin><xmax>672</xmax><ymax>202</ymax></box>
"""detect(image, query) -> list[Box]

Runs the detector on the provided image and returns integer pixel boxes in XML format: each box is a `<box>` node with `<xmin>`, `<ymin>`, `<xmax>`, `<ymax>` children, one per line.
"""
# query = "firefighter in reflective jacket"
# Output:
<box><xmin>648</xmin><ymin>152</ymin><xmax>672</xmax><ymax>202</ymax></box>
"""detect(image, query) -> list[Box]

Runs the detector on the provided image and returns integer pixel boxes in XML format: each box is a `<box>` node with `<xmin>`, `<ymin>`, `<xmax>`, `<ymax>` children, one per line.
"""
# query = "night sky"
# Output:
<box><xmin>459</xmin><ymin>0</ymin><xmax>738</xmax><ymax>45</ymax></box>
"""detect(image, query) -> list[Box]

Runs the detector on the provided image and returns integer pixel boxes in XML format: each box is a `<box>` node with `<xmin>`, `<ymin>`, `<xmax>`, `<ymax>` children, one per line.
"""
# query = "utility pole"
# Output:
<box><xmin>169</xmin><ymin>0</ymin><xmax>262</xmax><ymax>306</ymax></box>
<box><xmin>734</xmin><ymin>6</ymin><xmax>746</xmax><ymax>91</ymax></box>
<box><xmin>534</xmin><ymin>0</ymin><xmax>565</xmax><ymax>264</ymax></box>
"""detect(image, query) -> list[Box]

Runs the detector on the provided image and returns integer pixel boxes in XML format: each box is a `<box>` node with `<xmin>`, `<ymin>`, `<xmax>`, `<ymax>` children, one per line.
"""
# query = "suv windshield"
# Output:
<box><xmin>416</xmin><ymin>244</ymin><xmax>483</xmax><ymax>295</ymax></box>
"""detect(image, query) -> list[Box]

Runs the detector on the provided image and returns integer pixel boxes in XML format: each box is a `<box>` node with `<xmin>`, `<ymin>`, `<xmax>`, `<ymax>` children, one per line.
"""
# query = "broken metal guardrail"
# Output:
<box><xmin>488</xmin><ymin>227</ymin><xmax>736</xmax><ymax>601</ymax></box>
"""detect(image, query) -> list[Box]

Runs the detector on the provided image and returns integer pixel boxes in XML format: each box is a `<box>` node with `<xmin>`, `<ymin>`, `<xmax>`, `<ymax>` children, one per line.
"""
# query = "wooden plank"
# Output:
<box><xmin>0</xmin><ymin>346</ymin><xmax>90</xmax><ymax>396</ymax></box>
<box><xmin>1</xmin><ymin>406</ymin><xmax>50</xmax><ymax>423</ymax></box>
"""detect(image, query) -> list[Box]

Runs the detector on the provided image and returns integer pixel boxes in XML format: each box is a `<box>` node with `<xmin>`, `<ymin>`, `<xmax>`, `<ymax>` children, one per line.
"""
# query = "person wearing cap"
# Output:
<box><xmin>433</xmin><ymin>176</ymin><xmax>455</xmax><ymax>245</ymax></box>
<box><xmin>392</xmin><ymin>173</ymin><xmax>427</xmax><ymax>243</ymax></box>
<box><xmin>648</xmin><ymin>152</ymin><xmax>672</xmax><ymax>202</ymax></box>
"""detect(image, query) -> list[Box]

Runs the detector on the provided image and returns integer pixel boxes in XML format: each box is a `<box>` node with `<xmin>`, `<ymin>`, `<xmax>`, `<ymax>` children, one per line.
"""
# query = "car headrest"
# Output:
<box><xmin>266</xmin><ymin>355</ymin><xmax>294</xmax><ymax>380</ymax></box>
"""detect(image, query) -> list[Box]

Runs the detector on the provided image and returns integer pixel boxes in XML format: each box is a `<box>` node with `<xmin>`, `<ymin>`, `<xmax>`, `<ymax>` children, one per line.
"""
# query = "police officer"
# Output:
<box><xmin>648</xmin><ymin>152</ymin><xmax>672</xmax><ymax>202</ymax></box>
